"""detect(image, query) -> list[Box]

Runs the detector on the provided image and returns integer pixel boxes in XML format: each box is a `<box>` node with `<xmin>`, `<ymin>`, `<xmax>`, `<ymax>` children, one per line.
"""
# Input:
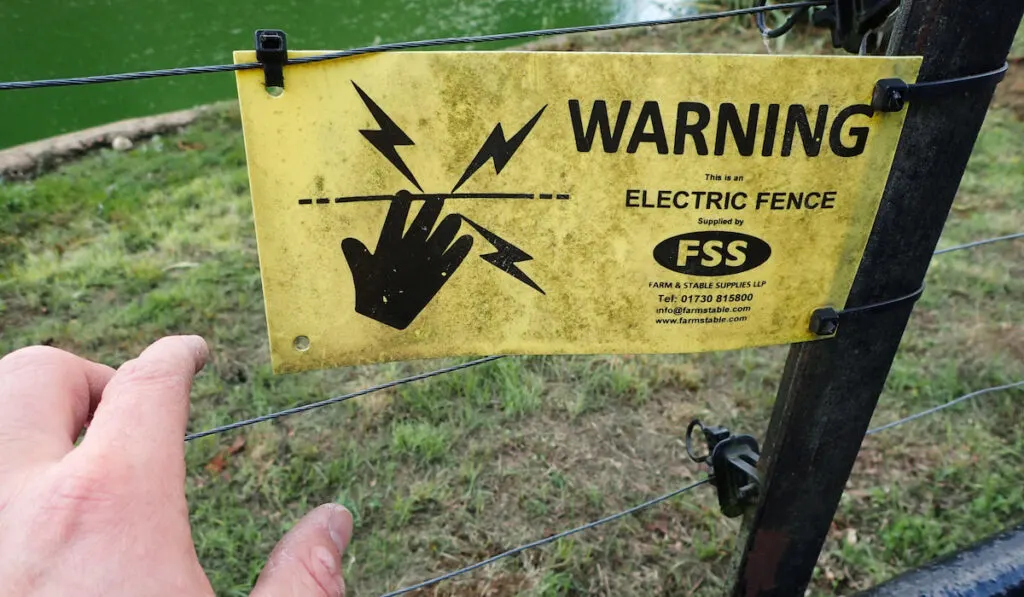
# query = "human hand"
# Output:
<box><xmin>342</xmin><ymin>191</ymin><xmax>474</xmax><ymax>330</ymax></box>
<box><xmin>0</xmin><ymin>336</ymin><xmax>353</xmax><ymax>597</ymax></box>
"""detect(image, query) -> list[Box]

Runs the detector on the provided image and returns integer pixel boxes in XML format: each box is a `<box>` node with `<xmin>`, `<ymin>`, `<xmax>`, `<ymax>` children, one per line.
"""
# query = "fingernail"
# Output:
<box><xmin>328</xmin><ymin>505</ymin><xmax>353</xmax><ymax>554</ymax></box>
<box><xmin>182</xmin><ymin>335</ymin><xmax>209</xmax><ymax>371</ymax></box>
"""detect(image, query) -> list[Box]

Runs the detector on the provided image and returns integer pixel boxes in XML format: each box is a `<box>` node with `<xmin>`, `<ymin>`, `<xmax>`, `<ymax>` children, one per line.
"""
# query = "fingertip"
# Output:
<box><xmin>326</xmin><ymin>504</ymin><xmax>354</xmax><ymax>555</ymax></box>
<box><xmin>183</xmin><ymin>335</ymin><xmax>209</xmax><ymax>373</ymax></box>
<box><xmin>448</xmin><ymin>234</ymin><xmax>475</xmax><ymax>257</ymax></box>
<box><xmin>341</xmin><ymin>238</ymin><xmax>369</xmax><ymax>259</ymax></box>
<box><xmin>139</xmin><ymin>335</ymin><xmax>208</xmax><ymax>374</ymax></box>
<box><xmin>251</xmin><ymin>503</ymin><xmax>354</xmax><ymax>597</ymax></box>
<box><xmin>438</xmin><ymin>212</ymin><xmax>463</xmax><ymax>227</ymax></box>
<box><xmin>83</xmin><ymin>335</ymin><xmax>209</xmax><ymax>458</ymax></box>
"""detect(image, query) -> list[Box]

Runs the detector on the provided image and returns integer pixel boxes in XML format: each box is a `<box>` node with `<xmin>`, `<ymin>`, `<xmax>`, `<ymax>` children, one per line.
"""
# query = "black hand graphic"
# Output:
<box><xmin>342</xmin><ymin>191</ymin><xmax>474</xmax><ymax>330</ymax></box>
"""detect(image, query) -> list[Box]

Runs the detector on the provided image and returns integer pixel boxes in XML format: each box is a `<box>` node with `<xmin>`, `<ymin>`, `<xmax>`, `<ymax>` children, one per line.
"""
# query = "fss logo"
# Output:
<box><xmin>653</xmin><ymin>231</ymin><xmax>771</xmax><ymax>276</ymax></box>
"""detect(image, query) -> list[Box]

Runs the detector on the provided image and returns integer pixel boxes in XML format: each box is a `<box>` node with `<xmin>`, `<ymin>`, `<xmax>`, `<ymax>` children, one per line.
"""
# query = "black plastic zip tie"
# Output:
<box><xmin>808</xmin><ymin>283</ymin><xmax>925</xmax><ymax>336</ymax></box>
<box><xmin>872</xmin><ymin>62</ymin><xmax>1009</xmax><ymax>112</ymax></box>
<box><xmin>839</xmin><ymin>283</ymin><xmax>925</xmax><ymax>315</ymax></box>
<box><xmin>255</xmin><ymin>29</ymin><xmax>287</xmax><ymax>90</ymax></box>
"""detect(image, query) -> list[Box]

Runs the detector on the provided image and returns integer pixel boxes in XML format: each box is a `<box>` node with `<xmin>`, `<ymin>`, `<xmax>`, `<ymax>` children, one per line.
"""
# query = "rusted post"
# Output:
<box><xmin>728</xmin><ymin>1</ymin><xmax>1024</xmax><ymax>596</ymax></box>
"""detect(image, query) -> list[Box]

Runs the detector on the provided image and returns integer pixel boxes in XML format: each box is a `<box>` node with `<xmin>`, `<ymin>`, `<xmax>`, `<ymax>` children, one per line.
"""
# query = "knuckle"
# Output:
<box><xmin>0</xmin><ymin>345</ymin><xmax>70</xmax><ymax>374</ymax></box>
<box><xmin>300</xmin><ymin>546</ymin><xmax>343</xmax><ymax>597</ymax></box>
<box><xmin>31</xmin><ymin>463</ymin><xmax>124</xmax><ymax>545</ymax></box>
<box><xmin>48</xmin><ymin>462</ymin><xmax>121</xmax><ymax>515</ymax></box>
<box><xmin>114</xmin><ymin>357</ymin><xmax>189</xmax><ymax>392</ymax></box>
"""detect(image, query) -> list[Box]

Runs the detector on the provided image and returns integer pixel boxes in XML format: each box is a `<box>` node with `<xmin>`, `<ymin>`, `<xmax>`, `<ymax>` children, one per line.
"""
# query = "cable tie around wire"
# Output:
<box><xmin>839</xmin><ymin>283</ymin><xmax>925</xmax><ymax>316</ymax></box>
<box><xmin>254</xmin><ymin>29</ymin><xmax>287</xmax><ymax>89</ymax></box>
<box><xmin>0</xmin><ymin>1</ymin><xmax>828</xmax><ymax>91</ymax></box>
<box><xmin>807</xmin><ymin>229</ymin><xmax>1023</xmax><ymax>333</ymax></box>
<box><xmin>808</xmin><ymin>283</ymin><xmax>924</xmax><ymax>336</ymax></box>
<box><xmin>872</xmin><ymin>62</ymin><xmax>1010</xmax><ymax>112</ymax></box>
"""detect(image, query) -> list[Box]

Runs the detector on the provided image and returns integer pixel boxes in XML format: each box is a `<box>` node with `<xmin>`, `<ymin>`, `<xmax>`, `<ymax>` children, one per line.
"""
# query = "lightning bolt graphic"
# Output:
<box><xmin>460</xmin><ymin>217</ymin><xmax>544</xmax><ymax>295</ymax></box>
<box><xmin>450</xmin><ymin>106</ymin><xmax>547</xmax><ymax>193</ymax></box>
<box><xmin>352</xmin><ymin>82</ymin><xmax>423</xmax><ymax>192</ymax></box>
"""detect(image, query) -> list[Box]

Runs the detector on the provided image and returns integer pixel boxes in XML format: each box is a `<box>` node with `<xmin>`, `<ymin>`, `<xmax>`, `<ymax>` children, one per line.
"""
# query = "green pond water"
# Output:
<box><xmin>1</xmin><ymin>0</ymin><xmax>687</xmax><ymax>148</ymax></box>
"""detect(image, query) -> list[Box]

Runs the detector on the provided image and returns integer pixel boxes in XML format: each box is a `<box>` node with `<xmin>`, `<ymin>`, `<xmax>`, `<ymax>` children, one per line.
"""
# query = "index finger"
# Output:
<box><xmin>405</xmin><ymin>198</ymin><xmax>444</xmax><ymax>245</ymax></box>
<box><xmin>376</xmin><ymin>190</ymin><xmax>413</xmax><ymax>253</ymax></box>
<box><xmin>79</xmin><ymin>336</ymin><xmax>207</xmax><ymax>470</ymax></box>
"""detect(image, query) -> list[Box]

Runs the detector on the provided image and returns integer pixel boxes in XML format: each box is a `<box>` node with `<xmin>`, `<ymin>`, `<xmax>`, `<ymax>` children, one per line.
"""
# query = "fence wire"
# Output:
<box><xmin>380</xmin><ymin>478</ymin><xmax>710</xmax><ymax>597</ymax></box>
<box><xmin>375</xmin><ymin>377</ymin><xmax>1022</xmax><ymax>595</ymax></box>
<box><xmin>183</xmin><ymin>231</ymin><xmax>1021</xmax><ymax>443</ymax></box>
<box><xmin>866</xmin><ymin>379</ymin><xmax>1024</xmax><ymax>436</ymax></box>
<box><xmin>184</xmin><ymin>355</ymin><xmax>502</xmax><ymax>441</ymax></box>
<box><xmin>933</xmin><ymin>231</ymin><xmax>1024</xmax><ymax>255</ymax></box>
<box><xmin>0</xmin><ymin>1</ymin><xmax>828</xmax><ymax>90</ymax></box>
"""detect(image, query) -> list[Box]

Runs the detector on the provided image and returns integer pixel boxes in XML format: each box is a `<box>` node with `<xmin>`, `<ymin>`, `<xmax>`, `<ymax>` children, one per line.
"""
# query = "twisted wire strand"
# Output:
<box><xmin>1</xmin><ymin>1</ymin><xmax>828</xmax><ymax>91</ymax></box>
<box><xmin>866</xmin><ymin>380</ymin><xmax>1024</xmax><ymax>436</ymax></box>
<box><xmin>379</xmin><ymin>478</ymin><xmax>711</xmax><ymax>597</ymax></box>
<box><xmin>184</xmin><ymin>356</ymin><xmax>503</xmax><ymax>441</ymax></box>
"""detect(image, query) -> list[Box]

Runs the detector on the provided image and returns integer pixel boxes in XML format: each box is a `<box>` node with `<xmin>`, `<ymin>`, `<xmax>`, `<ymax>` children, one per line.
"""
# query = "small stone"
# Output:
<box><xmin>111</xmin><ymin>136</ymin><xmax>133</xmax><ymax>151</ymax></box>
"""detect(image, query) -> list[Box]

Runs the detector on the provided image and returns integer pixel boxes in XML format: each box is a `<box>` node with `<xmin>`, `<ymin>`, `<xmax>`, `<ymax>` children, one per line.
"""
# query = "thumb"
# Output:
<box><xmin>341</xmin><ymin>238</ymin><xmax>370</xmax><ymax>271</ymax></box>
<box><xmin>251</xmin><ymin>504</ymin><xmax>353</xmax><ymax>597</ymax></box>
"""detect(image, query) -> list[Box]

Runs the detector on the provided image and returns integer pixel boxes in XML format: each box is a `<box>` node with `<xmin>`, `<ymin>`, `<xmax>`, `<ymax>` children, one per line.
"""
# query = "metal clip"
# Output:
<box><xmin>255</xmin><ymin>29</ymin><xmax>288</xmax><ymax>90</ymax></box>
<box><xmin>686</xmin><ymin>420</ymin><xmax>761</xmax><ymax>518</ymax></box>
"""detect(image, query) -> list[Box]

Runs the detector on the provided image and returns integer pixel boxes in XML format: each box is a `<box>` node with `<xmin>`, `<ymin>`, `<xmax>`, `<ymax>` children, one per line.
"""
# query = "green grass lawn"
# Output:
<box><xmin>2</xmin><ymin>20</ymin><xmax>1023</xmax><ymax>597</ymax></box>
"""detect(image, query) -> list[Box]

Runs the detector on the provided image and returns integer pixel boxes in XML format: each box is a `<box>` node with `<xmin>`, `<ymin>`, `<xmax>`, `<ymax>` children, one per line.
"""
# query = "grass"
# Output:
<box><xmin>2</xmin><ymin>18</ymin><xmax>1024</xmax><ymax>597</ymax></box>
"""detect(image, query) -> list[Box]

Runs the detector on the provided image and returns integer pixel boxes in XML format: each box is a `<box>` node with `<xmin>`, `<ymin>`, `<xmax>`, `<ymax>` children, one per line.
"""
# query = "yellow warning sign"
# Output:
<box><xmin>234</xmin><ymin>50</ymin><xmax>920</xmax><ymax>372</ymax></box>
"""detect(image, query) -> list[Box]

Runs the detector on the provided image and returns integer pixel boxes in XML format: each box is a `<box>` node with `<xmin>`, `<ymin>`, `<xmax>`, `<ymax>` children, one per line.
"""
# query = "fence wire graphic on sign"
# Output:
<box><xmin>234</xmin><ymin>51</ymin><xmax>920</xmax><ymax>371</ymax></box>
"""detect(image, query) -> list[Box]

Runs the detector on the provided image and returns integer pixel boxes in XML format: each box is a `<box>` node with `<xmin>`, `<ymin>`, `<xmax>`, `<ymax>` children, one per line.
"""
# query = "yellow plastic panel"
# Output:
<box><xmin>234</xmin><ymin>50</ymin><xmax>920</xmax><ymax>372</ymax></box>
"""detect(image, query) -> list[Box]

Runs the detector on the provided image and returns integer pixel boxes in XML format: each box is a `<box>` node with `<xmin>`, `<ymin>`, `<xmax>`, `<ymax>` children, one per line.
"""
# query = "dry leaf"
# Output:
<box><xmin>228</xmin><ymin>436</ymin><xmax>246</xmax><ymax>455</ymax></box>
<box><xmin>205</xmin><ymin>453</ymin><xmax>227</xmax><ymax>474</ymax></box>
<box><xmin>645</xmin><ymin>517</ymin><xmax>670</xmax><ymax>536</ymax></box>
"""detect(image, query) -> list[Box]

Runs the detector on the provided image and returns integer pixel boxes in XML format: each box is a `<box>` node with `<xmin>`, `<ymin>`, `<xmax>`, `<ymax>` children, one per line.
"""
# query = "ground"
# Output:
<box><xmin>1</xmin><ymin>15</ymin><xmax>1023</xmax><ymax>597</ymax></box>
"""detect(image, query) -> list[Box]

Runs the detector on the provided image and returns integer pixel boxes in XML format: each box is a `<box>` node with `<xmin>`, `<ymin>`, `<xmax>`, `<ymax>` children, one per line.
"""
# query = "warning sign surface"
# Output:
<box><xmin>234</xmin><ymin>51</ymin><xmax>920</xmax><ymax>372</ymax></box>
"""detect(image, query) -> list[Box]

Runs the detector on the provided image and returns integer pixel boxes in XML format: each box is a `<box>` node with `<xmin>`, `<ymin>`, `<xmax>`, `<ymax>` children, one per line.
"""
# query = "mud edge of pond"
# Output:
<box><xmin>0</xmin><ymin>36</ymin><xmax>600</xmax><ymax>182</ymax></box>
<box><xmin>0</xmin><ymin>103</ymin><xmax>230</xmax><ymax>181</ymax></box>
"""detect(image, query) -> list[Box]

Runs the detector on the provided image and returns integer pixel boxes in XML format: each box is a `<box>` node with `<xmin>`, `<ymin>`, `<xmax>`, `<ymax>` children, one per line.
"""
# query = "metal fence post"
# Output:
<box><xmin>728</xmin><ymin>1</ymin><xmax>1024</xmax><ymax>595</ymax></box>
